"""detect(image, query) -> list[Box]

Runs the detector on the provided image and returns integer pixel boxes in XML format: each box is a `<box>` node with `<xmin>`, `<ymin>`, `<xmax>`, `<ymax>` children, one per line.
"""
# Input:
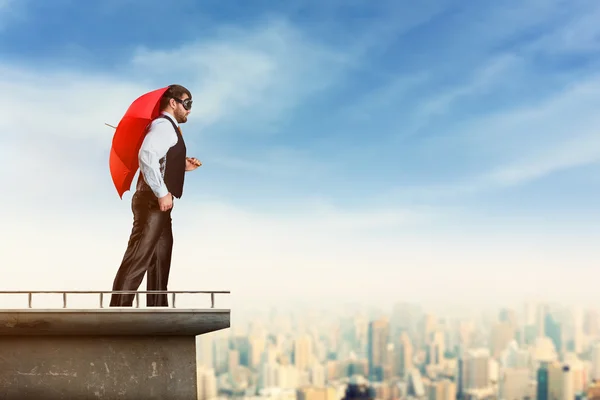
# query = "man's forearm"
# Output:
<box><xmin>139</xmin><ymin>151</ymin><xmax>169</xmax><ymax>198</ymax></box>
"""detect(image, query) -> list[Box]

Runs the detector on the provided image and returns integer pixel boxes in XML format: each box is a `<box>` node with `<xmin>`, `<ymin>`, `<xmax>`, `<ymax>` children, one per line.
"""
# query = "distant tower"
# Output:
<box><xmin>395</xmin><ymin>332</ymin><xmax>413</xmax><ymax>378</ymax></box>
<box><xmin>456</xmin><ymin>345</ymin><xmax>464</xmax><ymax>400</ymax></box>
<box><xmin>591</xmin><ymin>342</ymin><xmax>600</xmax><ymax>381</ymax></box>
<box><xmin>545</xmin><ymin>313</ymin><xmax>562</xmax><ymax>353</ymax></box>
<box><xmin>367</xmin><ymin>318</ymin><xmax>389</xmax><ymax>382</ymax></box>
<box><xmin>537</xmin><ymin>362</ymin><xmax>549</xmax><ymax>400</ymax></box>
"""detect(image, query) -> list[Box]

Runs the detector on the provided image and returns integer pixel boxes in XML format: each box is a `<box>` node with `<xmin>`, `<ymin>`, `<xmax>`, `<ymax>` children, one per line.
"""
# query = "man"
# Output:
<box><xmin>110</xmin><ymin>84</ymin><xmax>201</xmax><ymax>307</ymax></box>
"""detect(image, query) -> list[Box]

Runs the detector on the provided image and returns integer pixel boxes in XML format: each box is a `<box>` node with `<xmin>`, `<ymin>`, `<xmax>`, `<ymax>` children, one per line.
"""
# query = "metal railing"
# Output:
<box><xmin>0</xmin><ymin>290</ymin><xmax>230</xmax><ymax>309</ymax></box>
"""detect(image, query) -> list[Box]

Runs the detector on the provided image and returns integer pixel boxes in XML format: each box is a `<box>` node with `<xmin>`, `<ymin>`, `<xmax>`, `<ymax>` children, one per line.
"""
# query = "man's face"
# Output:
<box><xmin>173</xmin><ymin>94</ymin><xmax>192</xmax><ymax>124</ymax></box>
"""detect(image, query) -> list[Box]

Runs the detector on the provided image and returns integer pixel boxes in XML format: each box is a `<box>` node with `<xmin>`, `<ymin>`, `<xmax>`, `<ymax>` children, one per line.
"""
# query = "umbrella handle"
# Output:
<box><xmin>105</xmin><ymin>122</ymin><xmax>117</xmax><ymax>129</ymax></box>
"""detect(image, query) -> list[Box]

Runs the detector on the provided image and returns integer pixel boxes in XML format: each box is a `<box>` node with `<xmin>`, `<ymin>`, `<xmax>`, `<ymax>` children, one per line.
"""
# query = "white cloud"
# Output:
<box><xmin>485</xmin><ymin>131</ymin><xmax>600</xmax><ymax>186</ymax></box>
<box><xmin>0</xmin><ymin>64</ymin><xmax>149</xmax><ymax>141</ymax></box>
<box><xmin>415</xmin><ymin>54</ymin><xmax>521</xmax><ymax>120</ymax></box>
<box><xmin>466</xmin><ymin>73</ymin><xmax>600</xmax><ymax>187</ymax></box>
<box><xmin>130</xmin><ymin>18</ymin><xmax>351</xmax><ymax>133</ymax></box>
<box><xmin>388</xmin><ymin>72</ymin><xmax>600</xmax><ymax>200</ymax></box>
<box><xmin>523</xmin><ymin>2</ymin><xmax>600</xmax><ymax>55</ymax></box>
<box><xmin>383</xmin><ymin>20</ymin><xmax>600</xmax><ymax>201</ymax></box>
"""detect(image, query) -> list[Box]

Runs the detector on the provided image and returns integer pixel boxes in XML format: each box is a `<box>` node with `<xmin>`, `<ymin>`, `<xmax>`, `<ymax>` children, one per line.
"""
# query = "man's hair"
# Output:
<box><xmin>160</xmin><ymin>84</ymin><xmax>192</xmax><ymax>110</ymax></box>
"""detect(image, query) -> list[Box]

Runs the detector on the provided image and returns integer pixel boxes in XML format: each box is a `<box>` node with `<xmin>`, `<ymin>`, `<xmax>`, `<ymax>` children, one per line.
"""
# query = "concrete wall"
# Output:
<box><xmin>0</xmin><ymin>335</ymin><xmax>197</xmax><ymax>399</ymax></box>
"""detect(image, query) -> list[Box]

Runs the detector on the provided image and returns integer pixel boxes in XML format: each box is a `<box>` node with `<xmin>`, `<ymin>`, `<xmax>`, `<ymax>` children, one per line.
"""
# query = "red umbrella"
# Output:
<box><xmin>109</xmin><ymin>86</ymin><xmax>169</xmax><ymax>198</ymax></box>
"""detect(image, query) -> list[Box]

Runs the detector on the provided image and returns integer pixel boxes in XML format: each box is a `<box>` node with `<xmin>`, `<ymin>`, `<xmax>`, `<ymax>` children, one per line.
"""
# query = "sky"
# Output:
<box><xmin>1</xmin><ymin>0</ymin><xmax>600</xmax><ymax>316</ymax></box>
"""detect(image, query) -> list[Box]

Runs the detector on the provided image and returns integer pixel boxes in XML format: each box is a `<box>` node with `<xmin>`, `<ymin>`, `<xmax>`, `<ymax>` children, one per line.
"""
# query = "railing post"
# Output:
<box><xmin>99</xmin><ymin>293</ymin><xmax>104</xmax><ymax>308</ymax></box>
<box><xmin>28</xmin><ymin>293</ymin><xmax>32</xmax><ymax>308</ymax></box>
<box><xmin>211</xmin><ymin>293</ymin><xmax>215</xmax><ymax>308</ymax></box>
<box><xmin>172</xmin><ymin>292</ymin><xmax>176</xmax><ymax>308</ymax></box>
<box><xmin>63</xmin><ymin>293</ymin><xmax>67</xmax><ymax>308</ymax></box>
<box><xmin>135</xmin><ymin>292</ymin><xmax>139</xmax><ymax>308</ymax></box>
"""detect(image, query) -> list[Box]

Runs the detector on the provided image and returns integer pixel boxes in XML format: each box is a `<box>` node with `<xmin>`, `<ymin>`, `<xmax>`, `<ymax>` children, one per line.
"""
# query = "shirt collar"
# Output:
<box><xmin>160</xmin><ymin>111</ymin><xmax>179</xmax><ymax>127</ymax></box>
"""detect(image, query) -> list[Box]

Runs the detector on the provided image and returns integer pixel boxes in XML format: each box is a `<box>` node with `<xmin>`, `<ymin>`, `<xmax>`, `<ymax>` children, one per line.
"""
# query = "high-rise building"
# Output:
<box><xmin>584</xmin><ymin>310</ymin><xmax>599</xmax><ymax>337</ymax></box>
<box><xmin>499</xmin><ymin>368</ymin><xmax>530</xmax><ymax>400</ymax></box>
<box><xmin>426</xmin><ymin>331</ymin><xmax>445</xmax><ymax>366</ymax></box>
<box><xmin>346</xmin><ymin>358</ymin><xmax>369</xmax><ymax>378</ymax></box>
<box><xmin>425</xmin><ymin>379</ymin><xmax>456</xmax><ymax>400</ymax></box>
<box><xmin>260</xmin><ymin>361</ymin><xmax>279</xmax><ymax>390</ymax></box>
<box><xmin>458</xmin><ymin>321</ymin><xmax>475</xmax><ymax>349</ymax></box>
<box><xmin>545</xmin><ymin>314</ymin><xmax>563</xmax><ymax>354</ymax></box>
<box><xmin>461</xmin><ymin>348</ymin><xmax>491</xmax><ymax>391</ymax></box>
<box><xmin>563</xmin><ymin>353</ymin><xmax>587</xmax><ymax>394</ymax></box>
<box><xmin>500</xmin><ymin>340</ymin><xmax>530</xmax><ymax>369</ymax></box>
<box><xmin>499</xmin><ymin>308</ymin><xmax>517</xmax><ymax>328</ymax></box>
<box><xmin>196</xmin><ymin>335</ymin><xmax>213</xmax><ymax>369</ymax></box>
<box><xmin>197</xmin><ymin>366</ymin><xmax>218</xmax><ymax>400</ymax></box>
<box><xmin>523</xmin><ymin>302</ymin><xmax>537</xmax><ymax>326</ymax></box>
<box><xmin>249</xmin><ymin>334</ymin><xmax>266</xmax><ymax>369</ymax></box>
<box><xmin>228</xmin><ymin>349</ymin><xmax>239</xmax><ymax>372</ymax></box>
<box><xmin>547</xmin><ymin>363</ymin><xmax>574</xmax><ymax>400</ymax></box>
<box><xmin>395</xmin><ymin>332</ymin><xmax>413</xmax><ymax>378</ymax></box>
<box><xmin>408</xmin><ymin>368</ymin><xmax>426</xmax><ymax>398</ymax></box>
<box><xmin>537</xmin><ymin>362</ymin><xmax>549</xmax><ymax>400</ymax></box>
<box><xmin>310</xmin><ymin>364</ymin><xmax>326</xmax><ymax>387</ymax></box>
<box><xmin>522</xmin><ymin>325</ymin><xmax>538</xmax><ymax>346</ymax></box>
<box><xmin>420</xmin><ymin>314</ymin><xmax>437</xmax><ymax>348</ymax></box>
<box><xmin>297</xmin><ymin>386</ymin><xmax>337</xmax><ymax>400</ymax></box>
<box><xmin>293</xmin><ymin>334</ymin><xmax>313</xmax><ymax>371</ymax></box>
<box><xmin>367</xmin><ymin>318</ymin><xmax>389</xmax><ymax>382</ymax></box>
<box><xmin>537</xmin><ymin>304</ymin><xmax>547</xmax><ymax>338</ymax></box>
<box><xmin>531</xmin><ymin>336</ymin><xmax>558</xmax><ymax>366</ymax></box>
<box><xmin>213</xmin><ymin>337</ymin><xmax>230</xmax><ymax>374</ymax></box>
<box><xmin>591</xmin><ymin>343</ymin><xmax>600</xmax><ymax>381</ymax></box>
<box><xmin>569</xmin><ymin>306</ymin><xmax>584</xmax><ymax>354</ymax></box>
<box><xmin>354</xmin><ymin>316</ymin><xmax>369</xmax><ymax>358</ymax></box>
<box><xmin>325</xmin><ymin>360</ymin><xmax>341</xmax><ymax>382</ymax></box>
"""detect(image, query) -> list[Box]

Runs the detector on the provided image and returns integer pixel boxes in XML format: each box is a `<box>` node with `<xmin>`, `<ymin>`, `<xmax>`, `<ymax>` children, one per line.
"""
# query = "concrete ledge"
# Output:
<box><xmin>0</xmin><ymin>335</ymin><xmax>198</xmax><ymax>399</ymax></box>
<box><xmin>0</xmin><ymin>308</ymin><xmax>230</xmax><ymax>336</ymax></box>
<box><xmin>0</xmin><ymin>308</ymin><xmax>230</xmax><ymax>399</ymax></box>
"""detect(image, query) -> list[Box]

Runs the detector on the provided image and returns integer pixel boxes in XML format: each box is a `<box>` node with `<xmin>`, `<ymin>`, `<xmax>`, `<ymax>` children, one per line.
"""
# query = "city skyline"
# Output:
<box><xmin>194</xmin><ymin>298</ymin><xmax>600</xmax><ymax>400</ymax></box>
<box><xmin>1</xmin><ymin>0</ymin><xmax>600</xmax><ymax>309</ymax></box>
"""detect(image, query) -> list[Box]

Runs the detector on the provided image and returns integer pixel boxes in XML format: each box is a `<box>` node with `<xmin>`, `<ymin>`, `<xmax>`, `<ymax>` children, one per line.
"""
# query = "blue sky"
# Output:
<box><xmin>1</xmin><ymin>0</ymin><xmax>600</xmax><ymax>311</ymax></box>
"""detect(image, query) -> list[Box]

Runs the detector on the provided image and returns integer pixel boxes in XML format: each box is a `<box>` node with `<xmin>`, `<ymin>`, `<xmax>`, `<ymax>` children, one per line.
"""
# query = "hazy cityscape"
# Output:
<box><xmin>195</xmin><ymin>302</ymin><xmax>600</xmax><ymax>400</ymax></box>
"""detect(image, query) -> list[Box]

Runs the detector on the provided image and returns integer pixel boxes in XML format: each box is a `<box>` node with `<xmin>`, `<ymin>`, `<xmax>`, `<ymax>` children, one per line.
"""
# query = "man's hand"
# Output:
<box><xmin>186</xmin><ymin>157</ymin><xmax>202</xmax><ymax>171</ymax></box>
<box><xmin>158</xmin><ymin>193</ymin><xmax>173</xmax><ymax>211</ymax></box>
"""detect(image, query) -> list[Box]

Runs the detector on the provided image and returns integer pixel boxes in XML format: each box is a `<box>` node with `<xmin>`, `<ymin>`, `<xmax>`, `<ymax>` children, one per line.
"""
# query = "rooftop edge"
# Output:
<box><xmin>0</xmin><ymin>308</ymin><xmax>230</xmax><ymax>336</ymax></box>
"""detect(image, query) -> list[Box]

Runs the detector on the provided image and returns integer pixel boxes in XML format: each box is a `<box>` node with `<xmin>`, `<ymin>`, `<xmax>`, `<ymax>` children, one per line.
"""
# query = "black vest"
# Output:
<box><xmin>137</xmin><ymin>115</ymin><xmax>187</xmax><ymax>198</ymax></box>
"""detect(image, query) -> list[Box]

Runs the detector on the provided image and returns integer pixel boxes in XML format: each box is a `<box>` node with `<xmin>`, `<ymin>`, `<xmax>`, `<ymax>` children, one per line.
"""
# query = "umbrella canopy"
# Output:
<box><xmin>109</xmin><ymin>86</ymin><xmax>169</xmax><ymax>198</ymax></box>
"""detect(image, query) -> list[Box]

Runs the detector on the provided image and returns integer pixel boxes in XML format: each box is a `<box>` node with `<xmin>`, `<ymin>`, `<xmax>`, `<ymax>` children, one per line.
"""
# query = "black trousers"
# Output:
<box><xmin>110</xmin><ymin>190</ymin><xmax>173</xmax><ymax>307</ymax></box>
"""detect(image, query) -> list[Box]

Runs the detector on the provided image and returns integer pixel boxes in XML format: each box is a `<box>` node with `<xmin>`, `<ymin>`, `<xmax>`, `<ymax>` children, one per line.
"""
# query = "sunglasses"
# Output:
<box><xmin>173</xmin><ymin>97</ymin><xmax>193</xmax><ymax>111</ymax></box>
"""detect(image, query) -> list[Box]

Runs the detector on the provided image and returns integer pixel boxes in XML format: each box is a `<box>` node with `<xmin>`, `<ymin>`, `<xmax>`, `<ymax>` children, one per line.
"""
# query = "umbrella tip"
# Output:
<box><xmin>105</xmin><ymin>122</ymin><xmax>117</xmax><ymax>129</ymax></box>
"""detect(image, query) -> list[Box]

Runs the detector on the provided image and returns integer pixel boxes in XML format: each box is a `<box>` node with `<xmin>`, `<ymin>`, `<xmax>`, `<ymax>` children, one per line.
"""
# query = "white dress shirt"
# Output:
<box><xmin>138</xmin><ymin>112</ymin><xmax>180</xmax><ymax>198</ymax></box>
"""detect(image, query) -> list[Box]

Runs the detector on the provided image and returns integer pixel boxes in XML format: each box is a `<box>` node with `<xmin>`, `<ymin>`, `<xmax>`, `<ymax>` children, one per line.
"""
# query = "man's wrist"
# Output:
<box><xmin>155</xmin><ymin>186</ymin><xmax>169</xmax><ymax>198</ymax></box>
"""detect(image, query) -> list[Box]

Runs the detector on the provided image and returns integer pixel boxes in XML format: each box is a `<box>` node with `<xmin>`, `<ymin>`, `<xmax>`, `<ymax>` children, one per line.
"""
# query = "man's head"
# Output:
<box><xmin>159</xmin><ymin>84</ymin><xmax>192</xmax><ymax>124</ymax></box>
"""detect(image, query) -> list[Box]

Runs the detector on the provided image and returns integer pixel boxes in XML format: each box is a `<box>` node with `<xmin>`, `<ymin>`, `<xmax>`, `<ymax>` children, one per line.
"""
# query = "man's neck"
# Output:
<box><xmin>160</xmin><ymin>111</ymin><xmax>179</xmax><ymax>126</ymax></box>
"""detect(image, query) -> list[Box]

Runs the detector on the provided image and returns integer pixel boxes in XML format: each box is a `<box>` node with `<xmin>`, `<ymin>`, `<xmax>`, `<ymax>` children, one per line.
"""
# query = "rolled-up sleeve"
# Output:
<box><xmin>138</xmin><ymin>119</ymin><xmax>178</xmax><ymax>198</ymax></box>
